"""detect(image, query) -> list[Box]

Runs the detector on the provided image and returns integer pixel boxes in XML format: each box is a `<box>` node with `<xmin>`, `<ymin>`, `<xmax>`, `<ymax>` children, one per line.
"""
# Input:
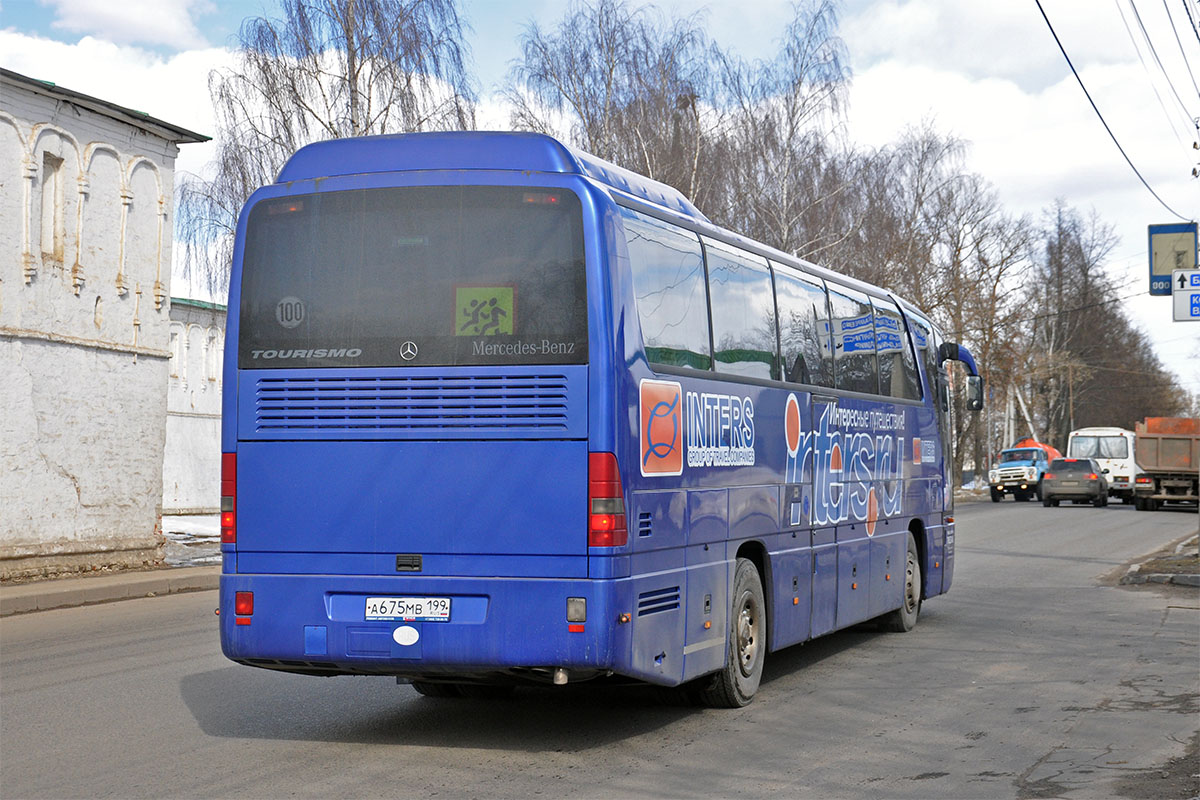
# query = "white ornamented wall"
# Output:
<box><xmin>0</xmin><ymin>70</ymin><xmax>207</xmax><ymax>579</ymax></box>
<box><xmin>163</xmin><ymin>299</ymin><xmax>225</xmax><ymax>515</ymax></box>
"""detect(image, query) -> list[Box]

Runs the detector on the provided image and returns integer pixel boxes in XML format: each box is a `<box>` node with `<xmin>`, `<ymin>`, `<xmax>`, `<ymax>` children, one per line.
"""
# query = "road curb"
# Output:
<box><xmin>1118</xmin><ymin>533</ymin><xmax>1200</xmax><ymax>589</ymax></box>
<box><xmin>0</xmin><ymin>566</ymin><xmax>220</xmax><ymax>617</ymax></box>
<box><xmin>1120</xmin><ymin>570</ymin><xmax>1200</xmax><ymax>587</ymax></box>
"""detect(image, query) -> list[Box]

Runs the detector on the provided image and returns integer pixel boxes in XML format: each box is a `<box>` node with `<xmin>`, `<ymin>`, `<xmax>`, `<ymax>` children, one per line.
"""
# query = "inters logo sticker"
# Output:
<box><xmin>639</xmin><ymin>379</ymin><xmax>683</xmax><ymax>476</ymax></box>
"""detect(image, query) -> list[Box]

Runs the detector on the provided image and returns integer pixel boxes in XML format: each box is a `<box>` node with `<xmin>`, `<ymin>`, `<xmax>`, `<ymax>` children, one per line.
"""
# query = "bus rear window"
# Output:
<box><xmin>238</xmin><ymin>186</ymin><xmax>587</xmax><ymax>368</ymax></box>
<box><xmin>1068</xmin><ymin>436</ymin><xmax>1128</xmax><ymax>459</ymax></box>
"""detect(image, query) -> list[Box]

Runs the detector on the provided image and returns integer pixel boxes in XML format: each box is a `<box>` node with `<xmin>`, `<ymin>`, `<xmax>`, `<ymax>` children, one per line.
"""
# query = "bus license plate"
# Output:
<box><xmin>365</xmin><ymin>596</ymin><xmax>451</xmax><ymax>622</ymax></box>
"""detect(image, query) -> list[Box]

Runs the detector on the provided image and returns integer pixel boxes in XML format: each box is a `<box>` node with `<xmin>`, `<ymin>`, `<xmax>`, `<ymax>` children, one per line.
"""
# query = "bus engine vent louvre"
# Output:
<box><xmin>637</xmin><ymin>513</ymin><xmax>653</xmax><ymax>537</ymax></box>
<box><xmin>248</xmin><ymin>370</ymin><xmax>585</xmax><ymax>439</ymax></box>
<box><xmin>637</xmin><ymin>586</ymin><xmax>681</xmax><ymax>616</ymax></box>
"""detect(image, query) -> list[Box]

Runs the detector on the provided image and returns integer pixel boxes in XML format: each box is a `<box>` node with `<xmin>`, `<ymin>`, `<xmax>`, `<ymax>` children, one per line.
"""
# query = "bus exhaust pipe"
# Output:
<box><xmin>553</xmin><ymin>668</ymin><xmax>568</xmax><ymax>685</ymax></box>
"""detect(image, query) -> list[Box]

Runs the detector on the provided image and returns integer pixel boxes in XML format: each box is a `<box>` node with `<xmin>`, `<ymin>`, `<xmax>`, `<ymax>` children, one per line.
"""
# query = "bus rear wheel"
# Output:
<box><xmin>881</xmin><ymin>533</ymin><xmax>921</xmax><ymax>633</ymax></box>
<box><xmin>699</xmin><ymin>558</ymin><xmax>765</xmax><ymax>708</ymax></box>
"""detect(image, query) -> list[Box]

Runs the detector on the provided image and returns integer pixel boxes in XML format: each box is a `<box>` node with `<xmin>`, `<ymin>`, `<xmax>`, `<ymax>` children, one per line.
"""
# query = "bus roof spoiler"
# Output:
<box><xmin>275</xmin><ymin>131</ymin><xmax>708</xmax><ymax>222</ymax></box>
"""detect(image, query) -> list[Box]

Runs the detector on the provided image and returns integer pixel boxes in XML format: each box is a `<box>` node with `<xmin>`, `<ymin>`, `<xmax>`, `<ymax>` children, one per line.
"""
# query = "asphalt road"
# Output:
<box><xmin>2</xmin><ymin>501</ymin><xmax>1197</xmax><ymax>800</ymax></box>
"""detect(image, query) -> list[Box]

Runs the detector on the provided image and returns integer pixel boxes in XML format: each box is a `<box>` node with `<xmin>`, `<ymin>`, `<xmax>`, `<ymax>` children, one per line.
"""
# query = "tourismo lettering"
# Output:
<box><xmin>252</xmin><ymin>348</ymin><xmax>362</xmax><ymax>359</ymax></box>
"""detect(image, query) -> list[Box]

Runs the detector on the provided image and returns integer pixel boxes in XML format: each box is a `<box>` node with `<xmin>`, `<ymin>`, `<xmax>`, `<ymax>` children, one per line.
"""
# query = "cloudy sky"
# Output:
<box><xmin>2</xmin><ymin>0</ymin><xmax>1198</xmax><ymax>391</ymax></box>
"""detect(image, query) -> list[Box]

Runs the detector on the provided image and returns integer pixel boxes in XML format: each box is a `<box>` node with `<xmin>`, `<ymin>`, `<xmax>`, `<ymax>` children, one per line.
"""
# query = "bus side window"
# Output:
<box><xmin>909</xmin><ymin>316</ymin><xmax>939</xmax><ymax>402</ymax></box>
<box><xmin>621</xmin><ymin>207</ymin><xmax>712</xmax><ymax>370</ymax></box>
<box><xmin>873</xmin><ymin>298</ymin><xmax>921</xmax><ymax>400</ymax></box>
<box><xmin>704</xmin><ymin>238</ymin><xmax>778</xmax><ymax>380</ymax></box>
<box><xmin>829</xmin><ymin>287</ymin><xmax>879</xmax><ymax>395</ymax></box>
<box><xmin>774</xmin><ymin>266</ymin><xmax>834</xmax><ymax>388</ymax></box>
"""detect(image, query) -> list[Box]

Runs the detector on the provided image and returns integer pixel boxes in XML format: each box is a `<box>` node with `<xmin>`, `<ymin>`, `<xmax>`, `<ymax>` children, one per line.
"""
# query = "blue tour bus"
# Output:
<box><xmin>219</xmin><ymin>131</ymin><xmax>982</xmax><ymax>707</ymax></box>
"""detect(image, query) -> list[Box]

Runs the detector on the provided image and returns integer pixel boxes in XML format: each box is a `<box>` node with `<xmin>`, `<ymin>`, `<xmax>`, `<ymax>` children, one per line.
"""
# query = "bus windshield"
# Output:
<box><xmin>238</xmin><ymin>186</ymin><xmax>587</xmax><ymax>368</ymax></box>
<box><xmin>1069</xmin><ymin>435</ymin><xmax>1128</xmax><ymax>459</ymax></box>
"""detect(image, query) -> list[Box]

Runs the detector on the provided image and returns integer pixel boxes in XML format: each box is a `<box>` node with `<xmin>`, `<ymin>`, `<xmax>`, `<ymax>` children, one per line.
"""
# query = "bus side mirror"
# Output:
<box><xmin>965</xmin><ymin>375</ymin><xmax>983</xmax><ymax>411</ymax></box>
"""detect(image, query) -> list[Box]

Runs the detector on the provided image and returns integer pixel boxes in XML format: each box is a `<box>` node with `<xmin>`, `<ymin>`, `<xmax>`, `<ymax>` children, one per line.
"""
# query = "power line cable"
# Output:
<box><xmin>1183</xmin><ymin>0</ymin><xmax>1200</xmax><ymax>46</ymax></box>
<box><xmin>1035</xmin><ymin>0</ymin><xmax>1192</xmax><ymax>222</ymax></box>
<box><xmin>1117</xmin><ymin>0</ymin><xmax>1197</xmax><ymax>148</ymax></box>
<box><xmin>1162</xmin><ymin>0</ymin><xmax>1200</xmax><ymax>101</ymax></box>
<box><xmin>949</xmin><ymin>287</ymin><xmax>1149</xmax><ymax>339</ymax></box>
<box><xmin>1128</xmin><ymin>0</ymin><xmax>1199</xmax><ymax>120</ymax></box>
<box><xmin>1155</xmin><ymin>329</ymin><xmax>1200</xmax><ymax>343</ymax></box>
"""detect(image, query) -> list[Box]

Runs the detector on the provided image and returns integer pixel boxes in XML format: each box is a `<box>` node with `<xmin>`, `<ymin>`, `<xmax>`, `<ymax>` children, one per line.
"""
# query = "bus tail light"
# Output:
<box><xmin>235</xmin><ymin>591</ymin><xmax>254</xmax><ymax>615</ymax></box>
<box><xmin>221</xmin><ymin>452</ymin><xmax>236</xmax><ymax>544</ymax></box>
<box><xmin>234</xmin><ymin>591</ymin><xmax>253</xmax><ymax>626</ymax></box>
<box><xmin>588</xmin><ymin>452</ymin><xmax>627</xmax><ymax>547</ymax></box>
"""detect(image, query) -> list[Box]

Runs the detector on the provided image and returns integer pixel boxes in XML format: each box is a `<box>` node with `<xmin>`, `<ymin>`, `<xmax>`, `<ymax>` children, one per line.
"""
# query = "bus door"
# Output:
<box><xmin>911</xmin><ymin>315</ymin><xmax>949</xmax><ymax>595</ymax></box>
<box><xmin>936</xmin><ymin>359</ymin><xmax>954</xmax><ymax>593</ymax></box>
<box><xmin>928</xmin><ymin>326</ymin><xmax>952</xmax><ymax>594</ymax></box>
<box><xmin>810</xmin><ymin>395</ymin><xmax>838</xmax><ymax>637</ymax></box>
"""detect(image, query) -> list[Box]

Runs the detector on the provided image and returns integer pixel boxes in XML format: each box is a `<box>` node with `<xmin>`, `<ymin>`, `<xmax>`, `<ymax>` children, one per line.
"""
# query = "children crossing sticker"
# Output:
<box><xmin>456</xmin><ymin>286</ymin><xmax>515</xmax><ymax>336</ymax></box>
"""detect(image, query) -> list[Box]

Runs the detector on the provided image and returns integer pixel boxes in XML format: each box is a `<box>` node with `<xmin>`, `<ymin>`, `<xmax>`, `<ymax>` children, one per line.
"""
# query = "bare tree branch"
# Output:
<box><xmin>178</xmin><ymin>0</ymin><xmax>476</xmax><ymax>294</ymax></box>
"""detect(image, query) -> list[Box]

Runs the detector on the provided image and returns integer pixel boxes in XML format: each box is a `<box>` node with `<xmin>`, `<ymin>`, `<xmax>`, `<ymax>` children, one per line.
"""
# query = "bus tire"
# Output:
<box><xmin>699</xmin><ymin>558</ymin><xmax>765</xmax><ymax>708</ymax></box>
<box><xmin>990</xmin><ymin>488</ymin><xmax>1002</xmax><ymax>503</ymax></box>
<box><xmin>881</xmin><ymin>533</ymin><xmax>921</xmax><ymax>633</ymax></box>
<box><xmin>411</xmin><ymin>681</ymin><xmax>461</xmax><ymax>698</ymax></box>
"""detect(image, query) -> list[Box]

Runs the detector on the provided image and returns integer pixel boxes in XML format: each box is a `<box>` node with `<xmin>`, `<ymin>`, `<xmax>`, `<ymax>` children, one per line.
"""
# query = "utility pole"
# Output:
<box><xmin>1014</xmin><ymin>384</ymin><xmax>1040</xmax><ymax>442</ymax></box>
<box><xmin>1068</xmin><ymin>362</ymin><xmax>1075</xmax><ymax>432</ymax></box>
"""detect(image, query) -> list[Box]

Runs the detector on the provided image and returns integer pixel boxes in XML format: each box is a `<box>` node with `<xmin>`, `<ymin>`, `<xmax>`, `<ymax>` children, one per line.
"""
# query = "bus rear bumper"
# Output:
<box><xmin>218</xmin><ymin>574</ymin><xmax>619</xmax><ymax>680</ymax></box>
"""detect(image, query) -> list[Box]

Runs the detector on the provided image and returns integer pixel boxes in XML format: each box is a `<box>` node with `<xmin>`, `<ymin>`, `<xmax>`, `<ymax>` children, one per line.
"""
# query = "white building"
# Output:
<box><xmin>0</xmin><ymin>69</ymin><xmax>208</xmax><ymax>579</ymax></box>
<box><xmin>164</xmin><ymin>298</ymin><xmax>226</xmax><ymax>515</ymax></box>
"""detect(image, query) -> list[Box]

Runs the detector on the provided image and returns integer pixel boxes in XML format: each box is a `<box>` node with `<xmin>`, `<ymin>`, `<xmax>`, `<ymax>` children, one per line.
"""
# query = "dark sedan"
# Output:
<box><xmin>1042</xmin><ymin>458</ymin><xmax>1109</xmax><ymax>507</ymax></box>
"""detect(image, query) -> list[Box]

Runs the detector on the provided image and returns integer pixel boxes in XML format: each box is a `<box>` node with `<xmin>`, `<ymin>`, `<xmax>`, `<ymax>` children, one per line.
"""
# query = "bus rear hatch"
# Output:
<box><xmin>231</xmin><ymin>184</ymin><xmax>590</xmax><ymax>577</ymax></box>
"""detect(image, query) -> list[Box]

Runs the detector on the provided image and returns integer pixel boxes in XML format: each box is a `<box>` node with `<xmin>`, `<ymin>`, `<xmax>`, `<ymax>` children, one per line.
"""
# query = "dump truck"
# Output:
<box><xmin>1132</xmin><ymin>417</ymin><xmax>1200</xmax><ymax>511</ymax></box>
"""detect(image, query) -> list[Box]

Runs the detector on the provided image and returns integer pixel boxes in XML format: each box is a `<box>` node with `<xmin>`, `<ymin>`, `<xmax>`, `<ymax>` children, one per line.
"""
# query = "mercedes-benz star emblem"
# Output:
<box><xmin>399</xmin><ymin>341</ymin><xmax>418</xmax><ymax>361</ymax></box>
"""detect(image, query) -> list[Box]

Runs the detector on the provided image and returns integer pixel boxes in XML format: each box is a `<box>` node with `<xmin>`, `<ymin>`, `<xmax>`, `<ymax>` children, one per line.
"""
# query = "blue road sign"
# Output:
<box><xmin>1172</xmin><ymin>269</ymin><xmax>1200</xmax><ymax>322</ymax></box>
<box><xmin>1149</xmin><ymin>223</ymin><xmax>1199</xmax><ymax>297</ymax></box>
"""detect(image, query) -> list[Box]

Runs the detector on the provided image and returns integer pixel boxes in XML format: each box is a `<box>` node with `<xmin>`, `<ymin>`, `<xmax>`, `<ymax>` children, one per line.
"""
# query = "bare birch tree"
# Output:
<box><xmin>505</xmin><ymin>0</ymin><xmax>719</xmax><ymax>207</ymax></box>
<box><xmin>179</xmin><ymin>0</ymin><xmax>475</xmax><ymax>293</ymax></box>
<box><xmin>711</xmin><ymin>0</ymin><xmax>850</xmax><ymax>254</ymax></box>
